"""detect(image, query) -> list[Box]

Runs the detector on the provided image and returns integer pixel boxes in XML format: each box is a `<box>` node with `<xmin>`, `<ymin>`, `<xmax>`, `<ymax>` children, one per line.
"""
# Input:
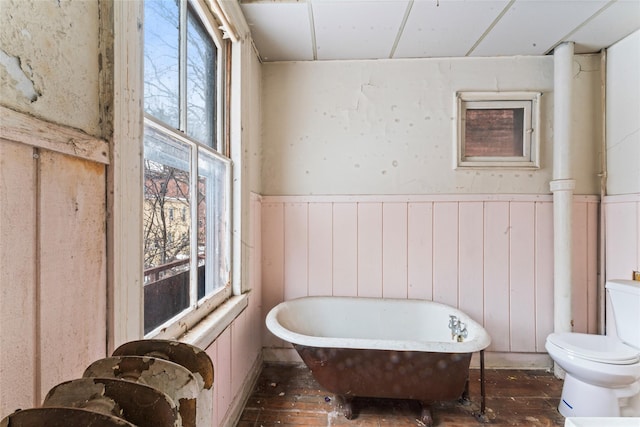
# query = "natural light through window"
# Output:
<box><xmin>143</xmin><ymin>0</ymin><xmax>231</xmax><ymax>337</ymax></box>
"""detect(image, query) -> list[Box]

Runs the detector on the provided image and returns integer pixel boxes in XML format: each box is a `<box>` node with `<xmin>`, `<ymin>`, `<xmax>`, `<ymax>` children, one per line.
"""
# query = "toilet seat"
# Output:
<box><xmin>547</xmin><ymin>333</ymin><xmax>640</xmax><ymax>365</ymax></box>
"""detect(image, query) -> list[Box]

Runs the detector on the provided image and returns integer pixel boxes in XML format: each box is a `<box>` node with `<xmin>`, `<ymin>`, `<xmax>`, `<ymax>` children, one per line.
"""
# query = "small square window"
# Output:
<box><xmin>455</xmin><ymin>91</ymin><xmax>541</xmax><ymax>169</ymax></box>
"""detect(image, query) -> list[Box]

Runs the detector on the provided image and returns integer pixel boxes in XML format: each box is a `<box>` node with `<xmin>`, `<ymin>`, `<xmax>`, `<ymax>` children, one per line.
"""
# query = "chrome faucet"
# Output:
<box><xmin>448</xmin><ymin>315</ymin><xmax>468</xmax><ymax>342</ymax></box>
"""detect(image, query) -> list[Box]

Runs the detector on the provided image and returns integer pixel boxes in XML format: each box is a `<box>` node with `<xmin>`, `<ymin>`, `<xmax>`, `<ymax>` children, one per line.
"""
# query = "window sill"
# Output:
<box><xmin>179</xmin><ymin>293</ymin><xmax>248</xmax><ymax>350</ymax></box>
<box><xmin>455</xmin><ymin>161</ymin><xmax>540</xmax><ymax>170</ymax></box>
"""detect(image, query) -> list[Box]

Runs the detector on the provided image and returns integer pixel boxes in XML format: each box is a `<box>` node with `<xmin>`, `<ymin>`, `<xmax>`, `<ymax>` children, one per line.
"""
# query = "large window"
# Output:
<box><xmin>143</xmin><ymin>0</ymin><xmax>231</xmax><ymax>336</ymax></box>
<box><xmin>455</xmin><ymin>91</ymin><xmax>541</xmax><ymax>169</ymax></box>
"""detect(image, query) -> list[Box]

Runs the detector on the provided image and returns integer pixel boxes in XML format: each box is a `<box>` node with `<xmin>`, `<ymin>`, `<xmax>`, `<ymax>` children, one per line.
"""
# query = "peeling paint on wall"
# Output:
<box><xmin>262</xmin><ymin>56</ymin><xmax>602</xmax><ymax>196</ymax></box>
<box><xmin>0</xmin><ymin>49</ymin><xmax>41</xmax><ymax>102</ymax></box>
<box><xmin>0</xmin><ymin>0</ymin><xmax>101</xmax><ymax>135</ymax></box>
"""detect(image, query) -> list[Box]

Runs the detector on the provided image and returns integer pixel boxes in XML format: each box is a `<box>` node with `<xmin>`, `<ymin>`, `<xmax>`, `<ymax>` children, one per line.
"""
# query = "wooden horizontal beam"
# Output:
<box><xmin>0</xmin><ymin>105</ymin><xmax>109</xmax><ymax>165</ymax></box>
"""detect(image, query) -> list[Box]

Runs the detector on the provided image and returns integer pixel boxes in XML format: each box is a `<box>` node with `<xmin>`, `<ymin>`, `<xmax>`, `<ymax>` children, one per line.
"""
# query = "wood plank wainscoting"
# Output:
<box><xmin>0</xmin><ymin>106</ymin><xmax>109</xmax><ymax>412</ymax></box>
<box><xmin>260</xmin><ymin>194</ymin><xmax>599</xmax><ymax>367</ymax></box>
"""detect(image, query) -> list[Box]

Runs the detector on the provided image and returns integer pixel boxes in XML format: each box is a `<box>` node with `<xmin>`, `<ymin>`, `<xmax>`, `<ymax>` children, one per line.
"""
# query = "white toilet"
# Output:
<box><xmin>546</xmin><ymin>279</ymin><xmax>640</xmax><ymax>418</ymax></box>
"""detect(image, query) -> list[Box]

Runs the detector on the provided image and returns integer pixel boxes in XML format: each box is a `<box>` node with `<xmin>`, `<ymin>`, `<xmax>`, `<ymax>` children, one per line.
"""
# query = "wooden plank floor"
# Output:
<box><xmin>237</xmin><ymin>363</ymin><xmax>565</xmax><ymax>426</ymax></box>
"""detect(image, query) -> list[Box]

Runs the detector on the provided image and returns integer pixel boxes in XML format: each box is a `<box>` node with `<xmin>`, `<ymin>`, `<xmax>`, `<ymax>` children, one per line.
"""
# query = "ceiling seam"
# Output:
<box><xmin>545</xmin><ymin>0</ymin><xmax>618</xmax><ymax>55</ymax></box>
<box><xmin>308</xmin><ymin>1</ymin><xmax>318</xmax><ymax>60</ymax></box>
<box><xmin>389</xmin><ymin>0</ymin><xmax>414</xmax><ymax>59</ymax></box>
<box><xmin>465</xmin><ymin>0</ymin><xmax>516</xmax><ymax>57</ymax></box>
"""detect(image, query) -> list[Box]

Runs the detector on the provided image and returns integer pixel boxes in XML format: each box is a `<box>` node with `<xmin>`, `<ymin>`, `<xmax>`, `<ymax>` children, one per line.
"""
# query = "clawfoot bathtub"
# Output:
<box><xmin>266</xmin><ymin>296</ymin><xmax>491</xmax><ymax>426</ymax></box>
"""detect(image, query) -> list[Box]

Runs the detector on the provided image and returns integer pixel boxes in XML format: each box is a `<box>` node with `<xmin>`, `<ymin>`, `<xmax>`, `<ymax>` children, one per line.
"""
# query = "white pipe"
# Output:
<box><xmin>598</xmin><ymin>49</ymin><xmax>607</xmax><ymax>335</ymax></box>
<box><xmin>553</xmin><ymin>42</ymin><xmax>574</xmax><ymax>180</ymax></box>
<box><xmin>551</xmin><ymin>42</ymin><xmax>576</xmax><ymax>377</ymax></box>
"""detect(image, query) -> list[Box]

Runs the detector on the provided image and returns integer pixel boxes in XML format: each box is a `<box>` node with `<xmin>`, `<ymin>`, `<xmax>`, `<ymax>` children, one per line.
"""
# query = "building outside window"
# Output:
<box><xmin>143</xmin><ymin>0</ymin><xmax>231</xmax><ymax>336</ymax></box>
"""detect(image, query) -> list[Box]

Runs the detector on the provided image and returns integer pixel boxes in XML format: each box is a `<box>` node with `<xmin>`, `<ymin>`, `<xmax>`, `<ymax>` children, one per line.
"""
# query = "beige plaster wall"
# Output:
<box><xmin>261</xmin><ymin>55</ymin><xmax>602</xmax><ymax>196</ymax></box>
<box><xmin>603</xmin><ymin>30</ymin><xmax>640</xmax><ymax>284</ymax></box>
<box><xmin>0</xmin><ymin>0</ymin><xmax>100</xmax><ymax>135</ymax></box>
<box><xmin>606</xmin><ymin>30</ymin><xmax>640</xmax><ymax>195</ymax></box>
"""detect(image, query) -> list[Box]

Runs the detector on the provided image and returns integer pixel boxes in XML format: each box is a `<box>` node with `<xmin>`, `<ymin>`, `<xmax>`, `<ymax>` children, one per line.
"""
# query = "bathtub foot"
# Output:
<box><xmin>474</xmin><ymin>410</ymin><xmax>490</xmax><ymax>424</ymax></box>
<box><xmin>459</xmin><ymin>395</ymin><xmax>472</xmax><ymax>406</ymax></box>
<box><xmin>459</xmin><ymin>377</ymin><xmax>472</xmax><ymax>406</ymax></box>
<box><xmin>419</xmin><ymin>404</ymin><xmax>433</xmax><ymax>427</ymax></box>
<box><xmin>337</xmin><ymin>395</ymin><xmax>354</xmax><ymax>420</ymax></box>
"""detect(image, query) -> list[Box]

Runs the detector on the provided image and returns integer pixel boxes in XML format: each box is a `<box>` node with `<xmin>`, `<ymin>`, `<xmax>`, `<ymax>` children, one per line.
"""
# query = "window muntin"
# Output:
<box><xmin>143</xmin><ymin>0</ymin><xmax>230</xmax><ymax>337</ymax></box>
<box><xmin>455</xmin><ymin>92</ymin><xmax>540</xmax><ymax>169</ymax></box>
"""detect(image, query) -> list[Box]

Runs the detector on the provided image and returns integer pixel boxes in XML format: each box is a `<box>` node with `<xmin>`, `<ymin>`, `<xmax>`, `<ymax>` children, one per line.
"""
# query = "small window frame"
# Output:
<box><xmin>454</xmin><ymin>91</ymin><xmax>541</xmax><ymax>169</ymax></box>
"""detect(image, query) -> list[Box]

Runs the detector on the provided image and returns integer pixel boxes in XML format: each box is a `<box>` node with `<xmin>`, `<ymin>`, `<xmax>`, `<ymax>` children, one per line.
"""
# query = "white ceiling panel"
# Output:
<box><xmin>239</xmin><ymin>0</ymin><xmax>640</xmax><ymax>62</ymax></box>
<box><xmin>394</xmin><ymin>0</ymin><xmax>511</xmax><ymax>58</ymax></box>
<box><xmin>470</xmin><ymin>0</ymin><xmax>610</xmax><ymax>57</ymax></box>
<box><xmin>311</xmin><ymin>0</ymin><xmax>410</xmax><ymax>60</ymax></box>
<box><xmin>568</xmin><ymin>0</ymin><xmax>640</xmax><ymax>53</ymax></box>
<box><xmin>240</xmin><ymin>3</ymin><xmax>314</xmax><ymax>61</ymax></box>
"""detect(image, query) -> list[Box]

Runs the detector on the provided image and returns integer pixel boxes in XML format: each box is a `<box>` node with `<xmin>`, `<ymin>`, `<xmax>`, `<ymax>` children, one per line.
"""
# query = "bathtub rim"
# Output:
<box><xmin>266</xmin><ymin>296</ymin><xmax>491</xmax><ymax>353</ymax></box>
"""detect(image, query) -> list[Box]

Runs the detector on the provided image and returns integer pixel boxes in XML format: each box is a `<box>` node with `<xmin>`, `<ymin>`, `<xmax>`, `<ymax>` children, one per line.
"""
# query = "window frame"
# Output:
<box><xmin>454</xmin><ymin>91</ymin><xmax>541</xmax><ymax>169</ymax></box>
<box><xmin>142</xmin><ymin>0</ymin><xmax>233</xmax><ymax>339</ymax></box>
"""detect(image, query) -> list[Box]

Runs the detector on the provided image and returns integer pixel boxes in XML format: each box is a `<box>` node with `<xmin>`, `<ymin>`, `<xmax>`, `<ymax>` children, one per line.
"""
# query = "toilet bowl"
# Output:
<box><xmin>545</xmin><ymin>280</ymin><xmax>640</xmax><ymax>418</ymax></box>
<box><xmin>546</xmin><ymin>333</ymin><xmax>640</xmax><ymax>417</ymax></box>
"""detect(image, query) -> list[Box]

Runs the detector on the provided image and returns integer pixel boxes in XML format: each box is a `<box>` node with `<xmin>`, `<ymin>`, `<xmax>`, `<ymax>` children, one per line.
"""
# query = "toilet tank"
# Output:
<box><xmin>606</xmin><ymin>279</ymin><xmax>640</xmax><ymax>348</ymax></box>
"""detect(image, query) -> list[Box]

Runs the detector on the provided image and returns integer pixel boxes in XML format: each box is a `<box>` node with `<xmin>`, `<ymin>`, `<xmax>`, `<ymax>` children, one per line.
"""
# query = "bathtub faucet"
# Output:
<box><xmin>448</xmin><ymin>315</ymin><xmax>468</xmax><ymax>342</ymax></box>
